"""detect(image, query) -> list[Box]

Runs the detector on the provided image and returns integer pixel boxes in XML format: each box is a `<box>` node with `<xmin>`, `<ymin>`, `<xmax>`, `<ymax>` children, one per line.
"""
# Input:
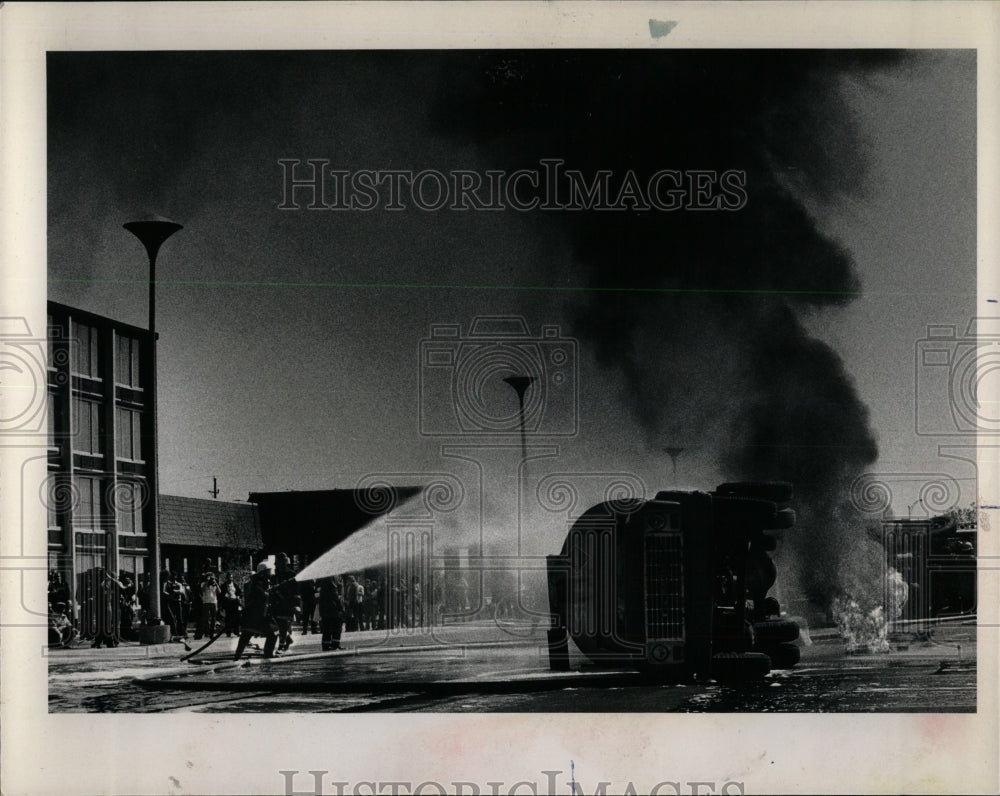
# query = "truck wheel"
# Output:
<box><xmin>760</xmin><ymin>642</ymin><xmax>800</xmax><ymax>669</ymax></box>
<box><xmin>762</xmin><ymin>597</ymin><xmax>781</xmax><ymax>617</ymax></box>
<box><xmin>712</xmin><ymin>495</ymin><xmax>778</xmax><ymax>529</ymax></box>
<box><xmin>711</xmin><ymin>651</ymin><xmax>771</xmax><ymax>682</ymax></box>
<box><xmin>752</xmin><ymin>619</ymin><xmax>799</xmax><ymax>644</ymax></box>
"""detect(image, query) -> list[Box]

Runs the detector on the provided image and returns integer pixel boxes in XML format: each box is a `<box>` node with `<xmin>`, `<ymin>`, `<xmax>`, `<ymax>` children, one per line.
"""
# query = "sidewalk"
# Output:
<box><xmin>47</xmin><ymin>620</ymin><xmax>541</xmax><ymax>666</ymax></box>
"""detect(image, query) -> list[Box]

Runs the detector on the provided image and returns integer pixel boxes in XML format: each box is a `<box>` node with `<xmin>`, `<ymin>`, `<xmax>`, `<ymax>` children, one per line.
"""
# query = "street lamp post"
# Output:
<box><xmin>503</xmin><ymin>376</ymin><xmax>534</xmax><ymax>526</ymax></box>
<box><xmin>503</xmin><ymin>375</ymin><xmax>533</xmax><ymax>472</ymax></box>
<box><xmin>124</xmin><ymin>215</ymin><xmax>182</xmax><ymax>629</ymax></box>
<box><xmin>664</xmin><ymin>446</ymin><xmax>685</xmax><ymax>482</ymax></box>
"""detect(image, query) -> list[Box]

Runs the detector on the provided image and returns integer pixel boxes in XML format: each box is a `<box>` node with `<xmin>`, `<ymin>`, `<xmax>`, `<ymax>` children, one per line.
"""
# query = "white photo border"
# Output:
<box><xmin>1</xmin><ymin>3</ymin><xmax>997</xmax><ymax>795</ymax></box>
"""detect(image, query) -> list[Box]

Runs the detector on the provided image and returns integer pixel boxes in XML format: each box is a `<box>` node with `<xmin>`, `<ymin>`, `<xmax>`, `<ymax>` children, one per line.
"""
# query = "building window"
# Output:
<box><xmin>115</xmin><ymin>407</ymin><xmax>142</xmax><ymax>461</ymax></box>
<box><xmin>46</xmin><ymin>477</ymin><xmax>60</xmax><ymax>531</ymax></box>
<box><xmin>120</xmin><ymin>554</ymin><xmax>145</xmax><ymax>578</ymax></box>
<box><xmin>47</xmin><ymin>393</ymin><xmax>57</xmax><ymax>446</ymax></box>
<box><xmin>73</xmin><ymin>397</ymin><xmax>101</xmax><ymax>454</ymax></box>
<box><xmin>115</xmin><ymin>480</ymin><xmax>145</xmax><ymax>535</ymax></box>
<box><xmin>72</xmin><ymin>322</ymin><xmax>99</xmax><ymax>378</ymax></box>
<box><xmin>75</xmin><ymin>476</ymin><xmax>103</xmax><ymax>530</ymax></box>
<box><xmin>47</xmin><ymin>313</ymin><xmax>55</xmax><ymax>367</ymax></box>
<box><xmin>115</xmin><ymin>334</ymin><xmax>141</xmax><ymax>388</ymax></box>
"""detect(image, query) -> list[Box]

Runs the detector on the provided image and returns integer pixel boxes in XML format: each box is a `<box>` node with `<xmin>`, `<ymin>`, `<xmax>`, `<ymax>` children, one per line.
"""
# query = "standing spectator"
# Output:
<box><xmin>318</xmin><ymin>576</ymin><xmax>345</xmax><ymax>651</ymax></box>
<box><xmin>195</xmin><ymin>572</ymin><xmax>220</xmax><ymax>639</ymax></box>
<box><xmin>78</xmin><ymin>570</ymin><xmax>97</xmax><ymax>640</ymax></box>
<box><xmin>399</xmin><ymin>579</ymin><xmax>411</xmax><ymax>628</ymax></box>
<box><xmin>182</xmin><ymin>573</ymin><xmax>199</xmax><ymax>638</ymax></box>
<box><xmin>220</xmin><ymin>572</ymin><xmax>242</xmax><ymax>637</ymax></box>
<box><xmin>163</xmin><ymin>572</ymin><xmax>188</xmax><ymax>642</ymax></box>
<box><xmin>178</xmin><ymin>573</ymin><xmax>194</xmax><ymax>636</ymax></box>
<box><xmin>377</xmin><ymin>573</ymin><xmax>388</xmax><ymax>630</ymax></box>
<box><xmin>344</xmin><ymin>574</ymin><xmax>364</xmax><ymax>632</ymax></box>
<box><xmin>136</xmin><ymin>573</ymin><xmax>151</xmax><ymax>622</ymax></box>
<box><xmin>270</xmin><ymin>553</ymin><xmax>300</xmax><ymax>652</ymax></box>
<box><xmin>234</xmin><ymin>561</ymin><xmax>278</xmax><ymax>659</ymax></box>
<box><xmin>390</xmin><ymin>576</ymin><xmax>403</xmax><ymax>629</ymax></box>
<box><xmin>432</xmin><ymin>578</ymin><xmax>445</xmax><ymax>626</ymax></box>
<box><xmin>411</xmin><ymin>578</ymin><xmax>423</xmax><ymax>628</ymax></box>
<box><xmin>118</xmin><ymin>570</ymin><xmax>137</xmax><ymax>641</ymax></box>
<box><xmin>158</xmin><ymin>569</ymin><xmax>171</xmax><ymax>627</ymax></box>
<box><xmin>299</xmin><ymin>579</ymin><xmax>317</xmax><ymax>634</ymax></box>
<box><xmin>48</xmin><ymin>570</ymin><xmax>70</xmax><ymax>611</ymax></box>
<box><xmin>91</xmin><ymin>569</ymin><xmax>122</xmax><ymax>648</ymax></box>
<box><xmin>364</xmin><ymin>578</ymin><xmax>379</xmax><ymax>631</ymax></box>
<box><xmin>456</xmin><ymin>574</ymin><xmax>470</xmax><ymax>613</ymax></box>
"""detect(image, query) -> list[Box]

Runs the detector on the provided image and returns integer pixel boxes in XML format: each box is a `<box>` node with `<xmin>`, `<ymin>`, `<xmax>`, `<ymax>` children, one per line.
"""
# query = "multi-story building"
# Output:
<box><xmin>46</xmin><ymin>302</ymin><xmax>267</xmax><ymax>634</ymax></box>
<box><xmin>46</xmin><ymin>301</ymin><xmax>156</xmax><ymax>621</ymax></box>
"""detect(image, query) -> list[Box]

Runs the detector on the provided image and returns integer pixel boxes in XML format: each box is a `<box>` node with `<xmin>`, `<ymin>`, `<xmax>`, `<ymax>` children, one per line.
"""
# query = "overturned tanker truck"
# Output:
<box><xmin>546</xmin><ymin>482</ymin><xmax>801</xmax><ymax>682</ymax></box>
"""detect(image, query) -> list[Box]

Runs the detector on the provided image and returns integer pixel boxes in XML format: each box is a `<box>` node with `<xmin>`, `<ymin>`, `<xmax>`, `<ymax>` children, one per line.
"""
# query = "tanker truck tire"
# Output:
<box><xmin>760</xmin><ymin>642</ymin><xmax>800</xmax><ymax>669</ymax></box>
<box><xmin>752</xmin><ymin>619</ymin><xmax>799</xmax><ymax>644</ymax></box>
<box><xmin>711</xmin><ymin>651</ymin><xmax>771</xmax><ymax>682</ymax></box>
<box><xmin>762</xmin><ymin>597</ymin><xmax>781</xmax><ymax>617</ymax></box>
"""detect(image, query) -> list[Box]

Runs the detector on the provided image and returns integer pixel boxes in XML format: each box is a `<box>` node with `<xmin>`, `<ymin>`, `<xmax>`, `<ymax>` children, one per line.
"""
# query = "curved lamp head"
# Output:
<box><xmin>124</xmin><ymin>214</ymin><xmax>183</xmax><ymax>262</ymax></box>
<box><xmin>502</xmin><ymin>375</ymin><xmax>534</xmax><ymax>401</ymax></box>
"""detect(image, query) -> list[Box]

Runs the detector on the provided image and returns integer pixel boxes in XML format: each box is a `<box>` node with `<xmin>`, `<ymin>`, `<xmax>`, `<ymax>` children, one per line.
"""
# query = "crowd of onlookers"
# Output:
<box><xmin>48</xmin><ymin>557</ymin><xmax>449</xmax><ymax>652</ymax></box>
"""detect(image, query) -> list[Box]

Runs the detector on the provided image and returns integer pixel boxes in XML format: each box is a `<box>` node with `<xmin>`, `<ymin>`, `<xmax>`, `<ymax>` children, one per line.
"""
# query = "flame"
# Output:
<box><xmin>832</xmin><ymin>568</ymin><xmax>908</xmax><ymax>654</ymax></box>
<box><xmin>832</xmin><ymin>597</ymin><xmax>890</xmax><ymax>653</ymax></box>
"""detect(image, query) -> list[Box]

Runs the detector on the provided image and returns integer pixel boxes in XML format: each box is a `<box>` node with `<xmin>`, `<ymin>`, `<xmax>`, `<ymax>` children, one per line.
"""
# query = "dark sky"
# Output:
<box><xmin>47</xmin><ymin>50</ymin><xmax>976</xmax><ymax>587</ymax></box>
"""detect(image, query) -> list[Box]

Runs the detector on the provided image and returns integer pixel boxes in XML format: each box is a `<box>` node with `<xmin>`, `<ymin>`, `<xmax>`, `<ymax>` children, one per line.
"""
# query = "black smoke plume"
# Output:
<box><xmin>435</xmin><ymin>50</ymin><xmax>897</xmax><ymax>608</ymax></box>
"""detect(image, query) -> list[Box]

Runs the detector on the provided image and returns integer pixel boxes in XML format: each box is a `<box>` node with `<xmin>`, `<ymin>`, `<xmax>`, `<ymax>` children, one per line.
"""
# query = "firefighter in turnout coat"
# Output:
<box><xmin>233</xmin><ymin>562</ymin><xmax>279</xmax><ymax>660</ymax></box>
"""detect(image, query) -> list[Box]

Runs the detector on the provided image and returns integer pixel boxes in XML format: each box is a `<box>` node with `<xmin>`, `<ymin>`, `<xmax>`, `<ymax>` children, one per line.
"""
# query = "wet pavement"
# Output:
<box><xmin>47</xmin><ymin>620</ymin><xmax>977</xmax><ymax>713</ymax></box>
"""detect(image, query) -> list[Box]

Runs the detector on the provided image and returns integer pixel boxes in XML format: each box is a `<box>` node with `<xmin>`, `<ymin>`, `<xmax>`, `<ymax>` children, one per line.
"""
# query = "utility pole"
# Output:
<box><xmin>209</xmin><ymin>476</ymin><xmax>220</xmax><ymax>500</ymax></box>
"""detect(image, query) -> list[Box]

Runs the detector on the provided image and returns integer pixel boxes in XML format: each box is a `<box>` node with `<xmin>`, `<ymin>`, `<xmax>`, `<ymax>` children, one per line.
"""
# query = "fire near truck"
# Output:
<box><xmin>546</xmin><ymin>482</ymin><xmax>800</xmax><ymax>681</ymax></box>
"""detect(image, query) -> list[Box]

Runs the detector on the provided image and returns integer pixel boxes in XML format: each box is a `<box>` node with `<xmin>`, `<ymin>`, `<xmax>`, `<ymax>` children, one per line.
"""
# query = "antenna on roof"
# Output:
<box><xmin>209</xmin><ymin>476</ymin><xmax>220</xmax><ymax>500</ymax></box>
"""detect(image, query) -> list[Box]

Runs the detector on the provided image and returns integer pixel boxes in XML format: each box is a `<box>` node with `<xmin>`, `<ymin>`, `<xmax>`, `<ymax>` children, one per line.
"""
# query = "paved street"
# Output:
<box><xmin>47</xmin><ymin>620</ymin><xmax>977</xmax><ymax>713</ymax></box>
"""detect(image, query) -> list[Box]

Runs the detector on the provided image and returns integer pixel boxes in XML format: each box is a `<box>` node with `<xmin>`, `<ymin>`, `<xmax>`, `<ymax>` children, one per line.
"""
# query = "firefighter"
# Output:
<box><xmin>234</xmin><ymin>561</ymin><xmax>278</xmax><ymax>660</ymax></box>
<box><xmin>270</xmin><ymin>552</ymin><xmax>300</xmax><ymax>652</ymax></box>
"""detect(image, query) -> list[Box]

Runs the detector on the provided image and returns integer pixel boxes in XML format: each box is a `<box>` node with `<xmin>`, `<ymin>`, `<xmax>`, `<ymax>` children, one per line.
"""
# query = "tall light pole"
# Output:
<box><xmin>664</xmin><ymin>446</ymin><xmax>685</xmax><ymax>482</ymax></box>
<box><xmin>503</xmin><ymin>375</ymin><xmax>534</xmax><ymax>526</ymax></box>
<box><xmin>124</xmin><ymin>214</ymin><xmax>182</xmax><ymax>627</ymax></box>
<box><xmin>503</xmin><ymin>375</ymin><xmax>533</xmax><ymax>465</ymax></box>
